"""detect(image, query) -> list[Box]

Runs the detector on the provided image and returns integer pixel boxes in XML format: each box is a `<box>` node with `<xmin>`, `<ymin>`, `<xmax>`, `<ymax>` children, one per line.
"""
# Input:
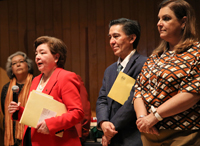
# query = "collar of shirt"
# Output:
<box><xmin>117</xmin><ymin>49</ymin><xmax>136</xmax><ymax>72</ymax></box>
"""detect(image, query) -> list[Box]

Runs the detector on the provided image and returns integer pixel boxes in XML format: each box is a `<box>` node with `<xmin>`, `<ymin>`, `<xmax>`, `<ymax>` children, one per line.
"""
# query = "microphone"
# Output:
<box><xmin>12</xmin><ymin>85</ymin><xmax>19</xmax><ymax>120</ymax></box>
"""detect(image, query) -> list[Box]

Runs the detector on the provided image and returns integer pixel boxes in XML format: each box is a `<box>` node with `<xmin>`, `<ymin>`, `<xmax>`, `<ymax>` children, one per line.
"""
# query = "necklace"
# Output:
<box><xmin>148</xmin><ymin>50</ymin><xmax>175</xmax><ymax>90</ymax></box>
<box><xmin>37</xmin><ymin>75</ymin><xmax>44</xmax><ymax>91</ymax></box>
<box><xmin>38</xmin><ymin>84</ymin><xmax>43</xmax><ymax>91</ymax></box>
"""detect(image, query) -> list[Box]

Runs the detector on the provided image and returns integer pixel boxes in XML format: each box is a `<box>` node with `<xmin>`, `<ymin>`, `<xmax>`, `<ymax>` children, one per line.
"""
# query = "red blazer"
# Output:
<box><xmin>75</xmin><ymin>75</ymin><xmax>91</xmax><ymax>143</ymax></box>
<box><xmin>18</xmin><ymin>68</ymin><xmax>84</xmax><ymax>146</ymax></box>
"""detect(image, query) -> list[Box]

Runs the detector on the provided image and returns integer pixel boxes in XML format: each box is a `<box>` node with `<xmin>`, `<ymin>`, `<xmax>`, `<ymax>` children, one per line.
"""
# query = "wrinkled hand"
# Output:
<box><xmin>101</xmin><ymin>135</ymin><xmax>110</xmax><ymax>146</ymax></box>
<box><xmin>100</xmin><ymin>121</ymin><xmax>118</xmax><ymax>141</ymax></box>
<box><xmin>36</xmin><ymin>121</ymin><xmax>50</xmax><ymax>134</ymax></box>
<box><xmin>136</xmin><ymin>114</ymin><xmax>159</xmax><ymax>135</ymax></box>
<box><xmin>8</xmin><ymin>101</ymin><xmax>20</xmax><ymax>114</ymax></box>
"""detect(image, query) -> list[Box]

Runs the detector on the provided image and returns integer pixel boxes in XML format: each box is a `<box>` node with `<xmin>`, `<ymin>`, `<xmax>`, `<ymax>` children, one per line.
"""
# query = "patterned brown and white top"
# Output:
<box><xmin>133</xmin><ymin>42</ymin><xmax>200</xmax><ymax>130</ymax></box>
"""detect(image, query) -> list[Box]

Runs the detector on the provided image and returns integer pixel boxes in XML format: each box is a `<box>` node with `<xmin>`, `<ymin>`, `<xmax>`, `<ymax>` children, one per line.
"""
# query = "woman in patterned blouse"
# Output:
<box><xmin>133</xmin><ymin>0</ymin><xmax>200</xmax><ymax>145</ymax></box>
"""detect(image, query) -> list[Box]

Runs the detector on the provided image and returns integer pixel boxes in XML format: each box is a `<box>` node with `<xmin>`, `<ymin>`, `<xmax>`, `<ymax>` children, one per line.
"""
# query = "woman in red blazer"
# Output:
<box><xmin>8</xmin><ymin>36</ymin><xmax>84</xmax><ymax>146</ymax></box>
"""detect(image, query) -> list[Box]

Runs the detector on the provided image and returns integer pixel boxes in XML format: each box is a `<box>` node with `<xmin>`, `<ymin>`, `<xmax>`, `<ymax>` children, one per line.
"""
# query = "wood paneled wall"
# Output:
<box><xmin>0</xmin><ymin>0</ymin><xmax>199</xmax><ymax>116</ymax></box>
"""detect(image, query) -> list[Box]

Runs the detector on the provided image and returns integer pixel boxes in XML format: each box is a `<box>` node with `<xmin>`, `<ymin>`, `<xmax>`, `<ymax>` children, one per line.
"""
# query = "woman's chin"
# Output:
<box><xmin>159</xmin><ymin>34</ymin><xmax>168</xmax><ymax>40</ymax></box>
<box><xmin>37</xmin><ymin>67</ymin><xmax>43</xmax><ymax>72</ymax></box>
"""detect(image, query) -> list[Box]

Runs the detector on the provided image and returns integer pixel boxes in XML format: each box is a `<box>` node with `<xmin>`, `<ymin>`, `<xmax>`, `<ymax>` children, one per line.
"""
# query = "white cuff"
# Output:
<box><xmin>154</xmin><ymin>112</ymin><xmax>163</xmax><ymax>121</ymax></box>
<box><xmin>151</xmin><ymin>106</ymin><xmax>157</xmax><ymax>114</ymax></box>
<box><xmin>151</xmin><ymin>105</ymin><xmax>163</xmax><ymax>121</ymax></box>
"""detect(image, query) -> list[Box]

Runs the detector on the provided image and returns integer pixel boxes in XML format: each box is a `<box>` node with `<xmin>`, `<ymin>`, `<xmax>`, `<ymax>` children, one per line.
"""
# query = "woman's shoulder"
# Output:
<box><xmin>186</xmin><ymin>41</ymin><xmax>200</xmax><ymax>56</ymax></box>
<box><xmin>55</xmin><ymin>69</ymin><xmax>80</xmax><ymax>88</ymax></box>
<box><xmin>191</xmin><ymin>41</ymin><xmax>200</xmax><ymax>49</ymax></box>
<box><xmin>1</xmin><ymin>82</ymin><xmax>10</xmax><ymax>99</ymax></box>
<box><xmin>55</xmin><ymin>68</ymin><xmax>78</xmax><ymax>82</ymax></box>
<box><xmin>2</xmin><ymin>82</ymin><xmax>10</xmax><ymax>90</ymax></box>
<box><xmin>193</xmin><ymin>41</ymin><xmax>200</xmax><ymax>46</ymax></box>
<box><xmin>57</xmin><ymin>68</ymin><xmax>77</xmax><ymax>76</ymax></box>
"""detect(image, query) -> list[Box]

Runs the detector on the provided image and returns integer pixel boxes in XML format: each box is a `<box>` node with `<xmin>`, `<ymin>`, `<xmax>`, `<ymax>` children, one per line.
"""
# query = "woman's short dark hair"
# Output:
<box><xmin>6</xmin><ymin>51</ymin><xmax>34</xmax><ymax>79</ymax></box>
<box><xmin>109</xmin><ymin>18</ymin><xmax>141</xmax><ymax>49</ymax></box>
<box><xmin>34</xmin><ymin>36</ymin><xmax>67</xmax><ymax>69</ymax></box>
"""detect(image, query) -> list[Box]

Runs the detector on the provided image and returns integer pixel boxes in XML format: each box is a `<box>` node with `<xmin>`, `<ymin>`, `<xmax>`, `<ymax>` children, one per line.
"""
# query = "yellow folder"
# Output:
<box><xmin>19</xmin><ymin>90</ymin><xmax>67</xmax><ymax>137</ymax></box>
<box><xmin>107</xmin><ymin>71</ymin><xmax>135</xmax><ymax>105</ymax></box>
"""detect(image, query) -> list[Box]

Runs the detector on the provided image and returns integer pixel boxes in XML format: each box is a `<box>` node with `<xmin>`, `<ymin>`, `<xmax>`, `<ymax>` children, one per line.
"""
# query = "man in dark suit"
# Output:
<box><xmin>96</xmin><ymin>18</ymin><xmax>147</xmax><ymax>146</ymax></box>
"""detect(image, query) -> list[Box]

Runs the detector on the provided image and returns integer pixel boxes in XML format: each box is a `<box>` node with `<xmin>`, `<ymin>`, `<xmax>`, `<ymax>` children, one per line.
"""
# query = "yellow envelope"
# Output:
<box><xmin>107</xmin><ymin>71</ymin><xmax>135</xmax><ymax>105</ymax></box>
<box><xmin>19</xmin><ymin>90</ymin><xmax>67</xmax><ymax>137</ymax></box>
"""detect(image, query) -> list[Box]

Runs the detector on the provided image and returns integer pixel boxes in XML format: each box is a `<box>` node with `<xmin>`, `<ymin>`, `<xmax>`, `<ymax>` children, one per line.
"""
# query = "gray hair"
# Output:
<box><xmin>6</xmin><ymin>51</ymin><xmax>34</xmax><ymax>79</ymax></box>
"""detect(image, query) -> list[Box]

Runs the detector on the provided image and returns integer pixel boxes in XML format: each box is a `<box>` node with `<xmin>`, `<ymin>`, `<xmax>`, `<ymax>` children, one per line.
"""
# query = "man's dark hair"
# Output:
<box><xmin>109</xmin><ymin>18</ymin><xmax>141</xmax><ymax>49</ymax></box>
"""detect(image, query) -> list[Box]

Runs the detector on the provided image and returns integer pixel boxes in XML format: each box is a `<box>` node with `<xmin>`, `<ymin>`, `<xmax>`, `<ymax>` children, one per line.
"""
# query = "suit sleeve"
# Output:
<box><xmin>96</xmin><ymin>71</ymin><xmax>110</xmax><ymax>128</ymax></box>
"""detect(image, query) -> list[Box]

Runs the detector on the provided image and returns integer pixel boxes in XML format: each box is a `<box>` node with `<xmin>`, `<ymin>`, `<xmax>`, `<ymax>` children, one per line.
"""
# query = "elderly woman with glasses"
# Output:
<box><xmin>1</xmin><ymin>51</ymin><xmax>34</xmax><ymax>146</ymax></box>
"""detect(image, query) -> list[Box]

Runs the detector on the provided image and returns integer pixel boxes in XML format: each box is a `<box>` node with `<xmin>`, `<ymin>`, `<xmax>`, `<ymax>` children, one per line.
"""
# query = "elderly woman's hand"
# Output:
<box><xmin>8</xmin><ymin>101</ymin><xmax>20</xmax><ymax>114</ymax></box>
<box><xmin>136</xmin><ymin>113</ymin><xmax>159</xmax><ymax>135</ymax></box>
<box><xmin>36</xmin><ymin>121</ymin><xmax>50</xmax><ymax>134</ymax></box>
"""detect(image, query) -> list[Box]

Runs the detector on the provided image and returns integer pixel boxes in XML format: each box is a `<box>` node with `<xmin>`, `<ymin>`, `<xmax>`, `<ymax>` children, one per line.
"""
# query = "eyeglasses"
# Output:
<box><xmin>11</xmin><ymin>60</ymin><xmax>26</xmax><ymax>66</ymax></box>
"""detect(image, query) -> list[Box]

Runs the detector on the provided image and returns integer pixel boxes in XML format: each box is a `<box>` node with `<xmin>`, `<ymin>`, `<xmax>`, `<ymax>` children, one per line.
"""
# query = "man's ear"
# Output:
<box><xmin>129</xmin><ymin>34</ymin><xmax>136</xmax><ymax>44</ymax></box>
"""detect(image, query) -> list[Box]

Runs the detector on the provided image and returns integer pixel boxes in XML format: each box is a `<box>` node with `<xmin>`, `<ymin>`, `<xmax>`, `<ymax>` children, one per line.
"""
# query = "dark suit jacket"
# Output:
<box><xmin>96</xmin><ymin>51</ymin><xmax>147</xmax><ymax>146</ymax></box>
